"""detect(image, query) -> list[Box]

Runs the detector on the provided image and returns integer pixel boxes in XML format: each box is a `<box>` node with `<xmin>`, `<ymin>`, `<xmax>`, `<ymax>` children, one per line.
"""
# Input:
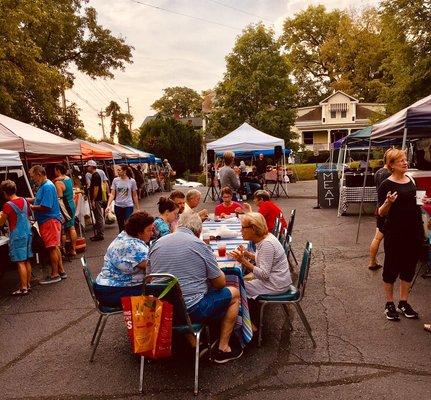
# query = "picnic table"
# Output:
<box><xmin>202</xmin><ymin>217</ymin><xmax>253</xmax><ymax>347</ymax></box>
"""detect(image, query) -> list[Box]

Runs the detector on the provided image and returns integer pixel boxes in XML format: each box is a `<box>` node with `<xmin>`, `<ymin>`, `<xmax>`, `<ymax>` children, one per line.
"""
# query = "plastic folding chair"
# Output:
<box><xmin>278</xmin><ymin>228</ymin><xmax>294</xmax><ymax>271</ymax></box>
<box><xmin>272</xmin><ymin>214</ymin><xmax>283</xmax><ymax>239</ymax></box>
<box><xmin>256</xmin><ymin>242</ymin><xmax>316</xmax><ymax>348</ymax></box>
<box><xmin>286</xmin><ymin>209</ymin><xmax>298</xmax><ymax>266</ymax></box>
<box><xmin>141</xmin><ymin>273</ymin><xmax>211</xmax><ymax>396</ymax></box>
<box><xmin>81</xmin><ymin>257</ymin><xmax>123</xmax><ymax>362</ymax></box>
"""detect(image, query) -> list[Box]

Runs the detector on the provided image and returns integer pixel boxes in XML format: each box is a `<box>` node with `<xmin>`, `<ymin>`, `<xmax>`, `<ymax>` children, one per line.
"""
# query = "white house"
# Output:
<box><xmin>292</xmin><ymin>91</ymin><xmax>385</xmax><ymax>151</ymax></box>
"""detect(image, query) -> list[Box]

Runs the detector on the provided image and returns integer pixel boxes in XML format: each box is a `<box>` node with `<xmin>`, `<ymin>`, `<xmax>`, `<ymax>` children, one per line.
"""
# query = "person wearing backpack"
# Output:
<box><xmin>0</xmin><ymin>180</ymin><xmax>33</xmax><ymax>295</ymax></box>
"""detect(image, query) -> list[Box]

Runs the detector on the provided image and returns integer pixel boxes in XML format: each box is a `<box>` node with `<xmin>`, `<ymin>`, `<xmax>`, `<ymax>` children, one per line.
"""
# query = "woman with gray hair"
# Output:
<box><xmin>230</xmin><ymin>212</ymin><xmax>292</xmax><ymax>298</ymax></box>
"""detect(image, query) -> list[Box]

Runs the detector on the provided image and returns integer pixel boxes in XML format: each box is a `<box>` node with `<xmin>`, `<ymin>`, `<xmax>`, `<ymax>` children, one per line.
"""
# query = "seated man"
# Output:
<box><xmin>242</xmin><ymin>166</ymin><xmax>262</xmax><ymax>198</ymax></box>
<box><xmin>184</xmin><ymin>189</ymin><xmax>208</xmax><ymax>221</ymax></box>
<box><xmin>243</xmin><ymin>189</ymin><xmax>287</xmax><ymax>233</ymax></box>
<box><xmin>148</xmin><ymin>212</ymin><xmax>242</xmax><ymax>363</ymax></box>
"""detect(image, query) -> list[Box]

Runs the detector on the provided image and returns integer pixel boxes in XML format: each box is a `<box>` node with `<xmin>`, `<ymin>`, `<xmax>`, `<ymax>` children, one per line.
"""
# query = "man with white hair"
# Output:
<box><xmin>184</xmin><ymin>189</ymin><xmax>208</xmax><ymax>221</ymax></box>
<box><xmin>148</xmin><ymin>212</ymin><xmax>242</xmax><ymax>363</ymax></box>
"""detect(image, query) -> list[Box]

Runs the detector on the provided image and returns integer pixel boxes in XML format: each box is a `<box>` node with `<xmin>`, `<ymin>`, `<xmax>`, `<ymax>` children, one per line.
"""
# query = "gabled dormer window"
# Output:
<box><xmin>330</xmin><ymin>111</ymin><xmax>336</xmax><ymax>118</ymax></box>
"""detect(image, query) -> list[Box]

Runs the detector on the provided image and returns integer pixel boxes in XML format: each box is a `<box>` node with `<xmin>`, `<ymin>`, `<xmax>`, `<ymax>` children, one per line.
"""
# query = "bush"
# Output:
<box><xmin>287</xmin><ymin>164</ymin><xmax>316</xmax><ymax>181</ymax></box>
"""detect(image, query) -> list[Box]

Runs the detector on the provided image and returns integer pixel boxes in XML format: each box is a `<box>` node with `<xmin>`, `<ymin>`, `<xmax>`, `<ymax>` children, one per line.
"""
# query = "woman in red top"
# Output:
<box><xmin>215</xmin><ymin>187</ymin><xmax>243</xmax><ymax>218</ymax></box>
<box><xmin>243</xmin><ymin>190</ymin><xmax>287</xmax><ymax>232</ymax></box>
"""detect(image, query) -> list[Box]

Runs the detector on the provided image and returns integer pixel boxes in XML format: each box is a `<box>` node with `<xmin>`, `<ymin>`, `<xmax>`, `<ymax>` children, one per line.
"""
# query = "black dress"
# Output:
<box><xmin>377</xmin><ymin>178</ymin><xmax>423</xmax><ymax>283</ymax></box>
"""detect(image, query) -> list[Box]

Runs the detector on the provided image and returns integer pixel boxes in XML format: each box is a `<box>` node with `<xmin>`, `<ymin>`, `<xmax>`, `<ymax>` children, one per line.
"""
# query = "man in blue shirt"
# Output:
<box><xmin>29</xmin><ymin>165</ymin><xmax>65</xmax><ymax>284</ymax></box>
<box><xmin>148</xmin><ymin>212</ymin><xmax>243</xmax><ymax>363</ymax></box>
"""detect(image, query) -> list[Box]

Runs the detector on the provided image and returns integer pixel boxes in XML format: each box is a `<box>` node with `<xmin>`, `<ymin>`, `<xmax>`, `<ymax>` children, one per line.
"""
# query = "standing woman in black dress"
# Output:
<box><xmin>378</xmin><ymin>149</ymin><xmax>424</xmax><ymax>321</ymax></box>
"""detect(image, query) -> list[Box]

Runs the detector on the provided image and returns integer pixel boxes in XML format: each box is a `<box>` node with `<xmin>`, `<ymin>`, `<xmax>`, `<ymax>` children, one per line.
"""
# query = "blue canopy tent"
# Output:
<box><xmin>122</xmin><ymin>145</ymin><xmax>156</xmax><ymax>164</ymax></box>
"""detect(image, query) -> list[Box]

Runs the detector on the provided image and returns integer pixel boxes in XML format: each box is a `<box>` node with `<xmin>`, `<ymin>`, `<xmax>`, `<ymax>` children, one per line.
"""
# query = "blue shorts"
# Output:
<box><xmin>9</xmin><ymin>234</ymin><xmax>33</xmax><ymax>262</ymax></box>
<box><xmin>188</xmin><ymin>288</ymin><xmax>232</xmax><ymax>323</ymax></box>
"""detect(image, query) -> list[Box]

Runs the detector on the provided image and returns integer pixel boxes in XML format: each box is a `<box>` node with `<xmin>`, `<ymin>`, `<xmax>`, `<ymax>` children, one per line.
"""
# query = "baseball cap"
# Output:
<box><xmin>84</xmin><ymin>160</ymin><xmax>97</xmax><ymax>167</ymax></box>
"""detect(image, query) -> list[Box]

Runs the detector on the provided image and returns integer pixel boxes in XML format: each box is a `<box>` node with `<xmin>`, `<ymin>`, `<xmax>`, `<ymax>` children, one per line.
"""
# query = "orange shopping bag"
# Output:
<box><xmin>121</xmin><ymin>279</ymin><xmax>176</xmax><ymax>359</ymax></box>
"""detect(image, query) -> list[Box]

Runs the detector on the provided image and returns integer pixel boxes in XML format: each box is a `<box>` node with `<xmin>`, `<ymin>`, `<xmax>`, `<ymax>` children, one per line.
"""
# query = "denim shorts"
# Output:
<box><xmin>188</xmin><ymin>287</ymin><xmax>232</xmax><ymax>323</ymax></box>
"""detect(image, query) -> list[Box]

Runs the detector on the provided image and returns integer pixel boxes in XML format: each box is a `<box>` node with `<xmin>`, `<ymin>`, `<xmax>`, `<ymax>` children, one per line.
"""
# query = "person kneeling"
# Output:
<box><xmin>148</xmin><ymin>212</ymin><xmax>242</xmax><ymax>363</ymax></box>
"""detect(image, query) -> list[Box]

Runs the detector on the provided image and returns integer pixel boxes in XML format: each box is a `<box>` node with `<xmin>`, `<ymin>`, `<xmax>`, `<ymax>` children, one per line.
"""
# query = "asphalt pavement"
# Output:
<box><xmin>1</xmin><ymin>181</ymin><xmax>430</xmax><ymax>399</ymax></box>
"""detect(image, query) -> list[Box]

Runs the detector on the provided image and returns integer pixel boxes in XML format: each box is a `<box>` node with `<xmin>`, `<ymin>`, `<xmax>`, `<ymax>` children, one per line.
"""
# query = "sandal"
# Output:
<box><xmin>12</xmin><ymin>288</ymin><xmax>28</xmax><ymax>296</ymax></box>
<box><xmin>368</xmin><ymin>264</ymin><xmax>383</xmax><ymax>271</ymax></box>
<box><xmin>424</xmin><ymin>324</ymin><xmax>431</xmax><ymax>333</ymax></box>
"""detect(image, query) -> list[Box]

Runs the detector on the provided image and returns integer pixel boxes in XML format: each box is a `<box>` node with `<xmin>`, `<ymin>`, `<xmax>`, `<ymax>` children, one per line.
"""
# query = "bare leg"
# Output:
<box><xmin>369</xmin><ymin>229</ymin><xmax>383</xmax><ymax>267</ymax></box>
<box><xmin>68</xmin><ymin>227</ymin><xmax>77</xmax><ymax>255</ymax></box>
<box><xmin>219</xmin><ymin>287</ymin><xmax>240</xmax><ymax>352</ymax></box>
<box><xmin>57</xmin><ymin>247</ymin><xmax>65</xmax><ymax>274</ymax></box>
<box><xmin>384</xmin><ymin>282</ymin><xmax>394</xmax><ymax>302</ymax></box>
<box><xmin>48</xmin><ymin>247</ymin><xmax>61</xmax><ymax>277</ymax></box>
<box><xmin>399</xmin><ymin>279</ymin><xmax>411</xmax><ymax>301</ymax></box>
<box><xmin>16</xmin><ymin>261</ymin><xmax>28</xmax><ymax>290</ymax></box>
<box><xmin>25</xmin><ymin>261</ymin><xmax>32</xmax><ymax>288</ymax></box>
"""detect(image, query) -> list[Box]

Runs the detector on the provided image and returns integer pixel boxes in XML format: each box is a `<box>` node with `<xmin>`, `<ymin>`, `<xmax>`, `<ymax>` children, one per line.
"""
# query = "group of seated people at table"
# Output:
<box><xmin>92</xmin><ymin>187</ymin><xmax>291</xmax><ymax>363</ymax></box>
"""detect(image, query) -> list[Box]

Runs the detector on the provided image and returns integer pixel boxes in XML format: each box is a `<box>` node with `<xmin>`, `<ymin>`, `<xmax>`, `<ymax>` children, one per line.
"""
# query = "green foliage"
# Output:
<box><xmin>206</xmin><ymin>24</ymin><xmax>297</xmax><ymax>149</ymax></box>
<box><xmin>105</xmin><ymin>101</ymin><xmax>121</xmax><ymax>141</ymax></box>
<box><xmin>138</xmin><ymin>118</ymin><xmax>202</xmax><ymax>174</ymax></box>
<box><xmin>282</xmin><ymin>6</ymin><xmax>388</xmax><ymax>106</ymax></box>
<box><xmin>288</xmin><ymin>164</ymin><xmax>317</xmax><ymax>181</ymax></box>
<box><xmin>152</xmin><ymin>87</ymin><xmax>202</xmax><ymax>118</ymax></box>
<box><xmin>0</xmin><ymin>0</ymin><xmax>132</xmax><ymax>138</ymax></box>
<box><xmin>117</xmin><ymin>113</ymin><xmax>134</xmax><ymax>146</ymax></box>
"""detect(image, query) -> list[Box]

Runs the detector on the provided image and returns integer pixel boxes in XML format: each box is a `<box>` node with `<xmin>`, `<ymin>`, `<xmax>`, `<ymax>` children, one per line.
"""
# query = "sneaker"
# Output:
<box><xmin>213</xmin><ymin>346</ymin><xmax>243</xmax><ymax>364</ymax></box>
<box><xmin>59</xmin><ymin>272</ymin><xmax>68</xmax><ymax>280</ymax></box>
<box><xmin>384</xmin><ymin>302</ymin><xmax>400</xmax><ymax>321</ymax></box>
<box><xmin>90</xmin><ymin>235</ymin><xmax>104</xmax><ymax>242</ymax></box>
<box><xmin>40</xmin><ymin>275</ymin><xmax>62</xmax><ymax>285</ymax></box>
<box><xmin>397</xmin><ymin>301</ymin><xmax>419</xmax><ymax>319</ymax></box>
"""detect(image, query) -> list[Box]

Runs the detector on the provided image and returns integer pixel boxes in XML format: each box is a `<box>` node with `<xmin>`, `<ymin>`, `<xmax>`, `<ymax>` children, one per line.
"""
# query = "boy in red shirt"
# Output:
<box><xmin>215</xmin><ymin>187</ymin><xmax>243</xmax><ymax>218</ymax></box>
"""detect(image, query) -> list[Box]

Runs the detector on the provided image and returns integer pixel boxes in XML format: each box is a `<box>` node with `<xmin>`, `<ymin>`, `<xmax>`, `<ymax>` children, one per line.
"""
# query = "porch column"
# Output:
<box><xmin>327</xmin><ymin>129</ymin><xmax>331</xmax><ymax>151</ymax></box>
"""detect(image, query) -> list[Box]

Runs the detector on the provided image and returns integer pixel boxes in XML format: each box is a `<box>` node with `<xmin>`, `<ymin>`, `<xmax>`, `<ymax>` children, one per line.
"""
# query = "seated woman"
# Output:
<box><xmin>153</xmin><ymin>197</ymin><xmax>179</xmax><ymax>241</ymax></box>
<box><xmin>230</xmin><ymin>212</ymin><xmax>292</xmax><ymax>298</ymax></box>
<box><xmin>215</xmin><ymin>187</ymin><xmax>243</xmax><ymax>218</ymax></box>
<box><xmin>93</xmin><ymin>211</ymin><xmax>154</xmax><ymax>307</ymax></box>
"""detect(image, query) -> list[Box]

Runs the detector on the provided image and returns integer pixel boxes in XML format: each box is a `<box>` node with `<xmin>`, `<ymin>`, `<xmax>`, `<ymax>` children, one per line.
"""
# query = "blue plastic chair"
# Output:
<box><xmin>141</xmin><ymin>273</ymin><xmax>210</xmax><ymax>396</ymax></box>
<box><xmin>256</xmin><ymin>242</ymin><xmax>316</xmax><ymax>348</ymax></box>
<box><xmin>81</xmin><ymin>257</ymin><xmax>123</xmax><ymax>362</ymax></box>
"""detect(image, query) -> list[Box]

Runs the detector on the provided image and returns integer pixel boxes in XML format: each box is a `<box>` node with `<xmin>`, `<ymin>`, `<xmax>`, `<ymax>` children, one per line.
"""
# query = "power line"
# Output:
<box><xmin>100</xmin><ymin>80</ymin><xmax>124</xmax><ymax>103</ymax></box>
<box><xmin>206</xmin><ymin>0</ymin><xmax>273</xmax><ymax>23</ymax></box>
<box><xmin>74</xmin><ymin>80</ymin><xmax>107</xmax><ymax>106</ymax></box>
<box><xmin>80</xmin><ymin>74</ymin><xmax>113</xmax><ymax>104</ymax></box>
<box><xmin>127</xmin><ymin>0</ymin><xmax>241</xmax><ymax>31</ymax></box>
<box><xmin>69</xmin><ymin>89</ymin><xmax>99</xmax><ymax>112</ymax></box>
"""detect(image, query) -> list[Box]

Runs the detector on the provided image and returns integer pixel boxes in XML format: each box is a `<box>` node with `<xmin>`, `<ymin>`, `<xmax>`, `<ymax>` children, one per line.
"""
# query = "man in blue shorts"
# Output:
<box><xmin>148</xmin><ymin>212</ymin><xmax>242</xmax><ymax>363</ymax></box>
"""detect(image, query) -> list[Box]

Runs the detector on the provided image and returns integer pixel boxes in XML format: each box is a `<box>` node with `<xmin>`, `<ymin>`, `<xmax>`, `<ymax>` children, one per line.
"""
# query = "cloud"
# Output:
<box><xmin>72</xmin><ymin>0</ymin><xmax>380</xmax><ymax>139</ymax></box>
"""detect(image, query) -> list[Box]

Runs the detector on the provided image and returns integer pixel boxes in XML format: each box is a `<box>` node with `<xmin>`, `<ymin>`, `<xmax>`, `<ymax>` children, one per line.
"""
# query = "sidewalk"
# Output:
<box><xmin>1</xmin><ymin>183</ymin><xmax>430</xmax><ymax>399</ymax></box>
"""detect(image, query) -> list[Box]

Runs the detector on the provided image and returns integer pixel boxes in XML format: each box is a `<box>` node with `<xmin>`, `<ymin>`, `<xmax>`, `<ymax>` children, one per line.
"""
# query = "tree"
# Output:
<box><xmin>117</xmin><ymin>113</ymin><xmax>134</xmax><ymax>146</ymax></box>
<box><xmin>138</xmin><ymin>118</ymin><xmax>202</xmax><ymax>174</ymax></box>
<box><xmin>206</xmin><ymin>24</ymin><xmax>297</xmax><ymax>148</ymax></box>
<box><xmin>151</xmin><ymin>87</ymin><xmax>202</xmax><ymax>118</ymax></box>
<box><xmin>105</xmin><ymin>101</ymin><xmax>121</xmax><ymax>141</ymax></box>
<box><xmin>0</xmin><ymin>0</ymin><xmax>132</xmax><ymax>137</ymax></box>
<box><xmin>281</xmin><ymin>5</ymin><xmax>388</xmax><ymax>106</ymax></box>
<box><xmin>379</xmin><ymin>0</ymin><xmax>431</xmax><ymax>114</ymax></box>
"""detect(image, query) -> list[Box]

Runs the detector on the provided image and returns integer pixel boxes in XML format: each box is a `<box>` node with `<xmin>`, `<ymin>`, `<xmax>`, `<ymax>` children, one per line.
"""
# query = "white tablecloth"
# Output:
<box><xmin>340</xmin><ymin>186</ymin><xmax>377</xmax><ymax>213</ymax></box>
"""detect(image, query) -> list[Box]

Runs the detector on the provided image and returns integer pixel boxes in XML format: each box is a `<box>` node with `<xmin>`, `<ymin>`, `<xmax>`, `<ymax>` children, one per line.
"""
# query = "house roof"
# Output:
<box><xmin>296</xmin><ymin>107</ymin><xmax>322</xmax><ymax>122</ymax></box>
<box><xmin>356</xmin><ymin>105</ymin><xmax>374</xmax><ymax>120</ymax></box>
<box><xmin>319</xmin><ymin>90</ymin><xmax>358</xmax><ymax>104</ymax></box>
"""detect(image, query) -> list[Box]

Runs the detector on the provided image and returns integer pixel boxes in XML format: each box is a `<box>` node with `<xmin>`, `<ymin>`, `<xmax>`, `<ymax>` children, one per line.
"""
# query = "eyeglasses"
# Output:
<box><xmin>241</xmin><ymin>225</ymin><xmax>252</xmax><ymax>230</ymax></box>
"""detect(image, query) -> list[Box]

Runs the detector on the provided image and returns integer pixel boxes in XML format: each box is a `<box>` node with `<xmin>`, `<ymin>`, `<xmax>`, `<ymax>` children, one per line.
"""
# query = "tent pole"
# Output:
<box><xmin>337</xmin><ymin>144</ymin><xmax>348</xmax><ymax>217</ymax></box>
<box><xmin>283</xmin><ymin>150</ymin><xmax>288</xmax><ymax>195</ymax></box>
<box><xmin>21</xmin><ymin>166</ymin><xmax>34</xmax><ymax>197</ymax></box>
<box><xmin>401</xmin><ymin>127</ymin><xmax>408</xmax><ymax>150</ymax></box>
<box><xmin>355</xmin><ymin>138</ymin><xmax>372</xmax><ymax>244</ymax></box>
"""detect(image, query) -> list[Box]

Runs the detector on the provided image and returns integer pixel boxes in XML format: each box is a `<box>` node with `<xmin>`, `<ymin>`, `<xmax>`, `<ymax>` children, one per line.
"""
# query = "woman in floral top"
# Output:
<box><xmin>93</xmin><ymin>211</ymin><xmax>154</xmax><ymax>307</ymax></box>
<box><xmin>152</xmin><ymin>197</ymin><xmax>179</xmax><ymax>241</ymax></box>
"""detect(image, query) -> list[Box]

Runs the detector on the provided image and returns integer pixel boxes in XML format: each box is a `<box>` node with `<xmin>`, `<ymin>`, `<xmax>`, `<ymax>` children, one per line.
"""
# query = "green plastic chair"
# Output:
<box><xmin>256</xmin><ymin>242</ymin><xmax>316</xmax><ymax>348</ymax></box>
<box><xmin>81</xmin><ymin>257</ymin><xmax>123</xmax><ymax>362</ymax></box>
<box><xmin>141</xmin><ymin>273</ymin><xmax>211</xmax><ymax>396</ymax></box>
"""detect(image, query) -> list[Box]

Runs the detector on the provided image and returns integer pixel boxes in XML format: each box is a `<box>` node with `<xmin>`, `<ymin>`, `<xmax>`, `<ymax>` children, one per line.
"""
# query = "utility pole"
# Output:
<box><xmin>98</xmin><ymin>110</ymin><xmax>106</xmax><ymax>140</ymax></box>
<box><xmin>126</xmin><ymin>97</ymin><xmax>132</xmax><ymax>131</ymax></box>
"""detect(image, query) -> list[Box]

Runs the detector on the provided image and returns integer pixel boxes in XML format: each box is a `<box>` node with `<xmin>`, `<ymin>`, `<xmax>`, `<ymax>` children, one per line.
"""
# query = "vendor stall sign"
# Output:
<box><xmin>317</xmin><ymin>171</ymin><xmax>339</xmax><ymax>208</ymax></box>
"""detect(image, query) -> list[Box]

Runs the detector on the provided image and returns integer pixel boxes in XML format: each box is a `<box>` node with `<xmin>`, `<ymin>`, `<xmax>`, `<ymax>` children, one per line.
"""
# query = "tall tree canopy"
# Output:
<box><xmin>0</xmin><ymin>0</ymin><xmax>132</xmax><ymax>138</ymax></box>
<box><xmin>282</xmin><ymin>5</ymin><xmax>388</xmax><ymax>107</ymax></box>
<box><xmin>138</xmin><ymin>118</ymin><xmax>202</xmax><ymax>174</ymax></box>
<box><xmin>207</xmin><ymin>24</ymin><xmax>297</xmax><ymax>148</ymax></box>
<box><xmin>151</xmin><ymin>87</ymin><xmax>203</xmax><ymax>118</ymax></box>
<box><xmin>379</xmin><ymin>0</ymin><xmax>431</xmax><ymax>114</ymax></box>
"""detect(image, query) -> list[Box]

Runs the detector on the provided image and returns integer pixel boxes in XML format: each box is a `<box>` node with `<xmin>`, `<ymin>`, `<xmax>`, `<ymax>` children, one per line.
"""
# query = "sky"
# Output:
<box><xmin>66</xmin><ymin>0</ymin><xmax>379</xmax><ymax>140</ymax></box>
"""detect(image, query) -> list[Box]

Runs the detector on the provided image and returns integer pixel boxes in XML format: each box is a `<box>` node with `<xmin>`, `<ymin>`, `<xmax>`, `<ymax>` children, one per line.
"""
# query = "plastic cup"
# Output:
<box><xmin>417</xmin><ymin>190</ymin><xmax>426</xmax><ymax>205</ymax></box>
<box><xmin>218</xmin><ymin>243</ymin><xmax>227</xmax><ymax>257</ymax></box>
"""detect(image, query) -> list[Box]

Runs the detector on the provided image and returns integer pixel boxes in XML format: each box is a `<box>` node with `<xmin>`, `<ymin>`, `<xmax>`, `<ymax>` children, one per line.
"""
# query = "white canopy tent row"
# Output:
<box><xmin>0</xmin><ymin>148</ymin><xmax>33</xmax><ymax>197</ymax></box>
<box><xmin>206</xmin><ymin>122</ymin><xmax>288</xmax><ymax>197</ymax></box>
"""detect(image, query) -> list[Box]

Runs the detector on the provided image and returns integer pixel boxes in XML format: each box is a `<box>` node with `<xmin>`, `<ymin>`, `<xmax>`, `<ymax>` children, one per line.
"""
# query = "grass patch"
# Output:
<box><xmin>287</xmin><ymin>163</ymin><xmax>317</xmax><ymax>181</ymax></box>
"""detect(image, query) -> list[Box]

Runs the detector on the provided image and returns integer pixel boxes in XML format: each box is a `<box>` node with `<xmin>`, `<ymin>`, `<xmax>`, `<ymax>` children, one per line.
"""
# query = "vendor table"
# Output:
<box><xmin>202</xmin><ymin>217</ymin><xmax>253</xmax><ymax>347</ymax></box>
<box><xmin>339</xmin><ymin>186</ymin><xmax>377</xmax><ymax>214</ymax></box>
<box><xmin>145</xmin><ymin>178</ymin><xmax>159</xmax><ymax>194</ymax></box>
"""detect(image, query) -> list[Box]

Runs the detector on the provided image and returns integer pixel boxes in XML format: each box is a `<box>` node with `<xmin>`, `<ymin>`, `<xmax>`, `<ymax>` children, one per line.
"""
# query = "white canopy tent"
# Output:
<box><xmin>0</xmin><ymin>114</ymin><xmax>81</xmax><ymax>156</ymax></box>
<box><xmin>207</xmin><ymin>122</ymin><xmax>285</xmax><ymax>152</ymax></box>
<box><xmin>0</xmin><ymin>148</ymin><xmax>33</xmax><ymax>196</ymax></box>
<box><xmin>206</xmin><ymin>122</ymin><xmax>288</xmax><ymax>197</ymax></box>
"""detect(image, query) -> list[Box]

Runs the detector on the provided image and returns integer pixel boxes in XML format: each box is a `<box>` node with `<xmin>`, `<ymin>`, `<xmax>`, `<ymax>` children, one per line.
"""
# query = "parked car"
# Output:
<box><xmin>173</xmin><ymin>178</ymin><xmax>203</xmax><ymax>189</ymax></box>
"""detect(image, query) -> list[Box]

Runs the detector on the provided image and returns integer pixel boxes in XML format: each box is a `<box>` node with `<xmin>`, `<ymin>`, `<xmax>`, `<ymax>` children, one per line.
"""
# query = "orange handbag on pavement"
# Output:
<box><xmin>121</xmin><ymin>279</ymin><xmax>175</xmax><ymax>359</ymax></box>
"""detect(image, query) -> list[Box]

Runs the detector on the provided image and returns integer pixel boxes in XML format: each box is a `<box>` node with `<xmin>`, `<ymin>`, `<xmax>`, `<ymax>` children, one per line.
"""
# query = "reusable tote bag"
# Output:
<box><xmin>121</xmin><ymin>279</ymin><xmax>176</xmax><ymax>359</ymax></box>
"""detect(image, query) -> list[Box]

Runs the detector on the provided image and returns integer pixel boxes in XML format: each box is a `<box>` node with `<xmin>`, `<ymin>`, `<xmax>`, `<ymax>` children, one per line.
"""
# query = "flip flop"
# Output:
<box><xmin>12</xmin><ymin>288</ymin><xmax>28</xmax><ymax>296</ymax></box>
<box><xmin>368</xmin><ymin>264</ymin><xmax>383</xmax><ymax>271</ymax></box>
<box><xmin>424</xmin><ymin>324</ymin><xmax>431</xmax><ymax>333</ymax></box>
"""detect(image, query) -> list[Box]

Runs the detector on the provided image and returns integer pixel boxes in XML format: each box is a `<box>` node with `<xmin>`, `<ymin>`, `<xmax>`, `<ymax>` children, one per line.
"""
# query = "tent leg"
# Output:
<box><xmin>337</xmin><ymin>144</ymin><xmax>348</xmax><ymax>217</ymax></box>
<box><xmin>22</xmin><ymin>166</ymin><xmax>34</xmax><ymax>197</ymax></box>
<box><xmin>355</xmin><ymin>138</ymin><xmax>372</xmax><ymax>244</ymax></box>
<box><xmin>401</xmin><ymin>127</ymin><xmax>408</xmax><ymax>150</ymax></box>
